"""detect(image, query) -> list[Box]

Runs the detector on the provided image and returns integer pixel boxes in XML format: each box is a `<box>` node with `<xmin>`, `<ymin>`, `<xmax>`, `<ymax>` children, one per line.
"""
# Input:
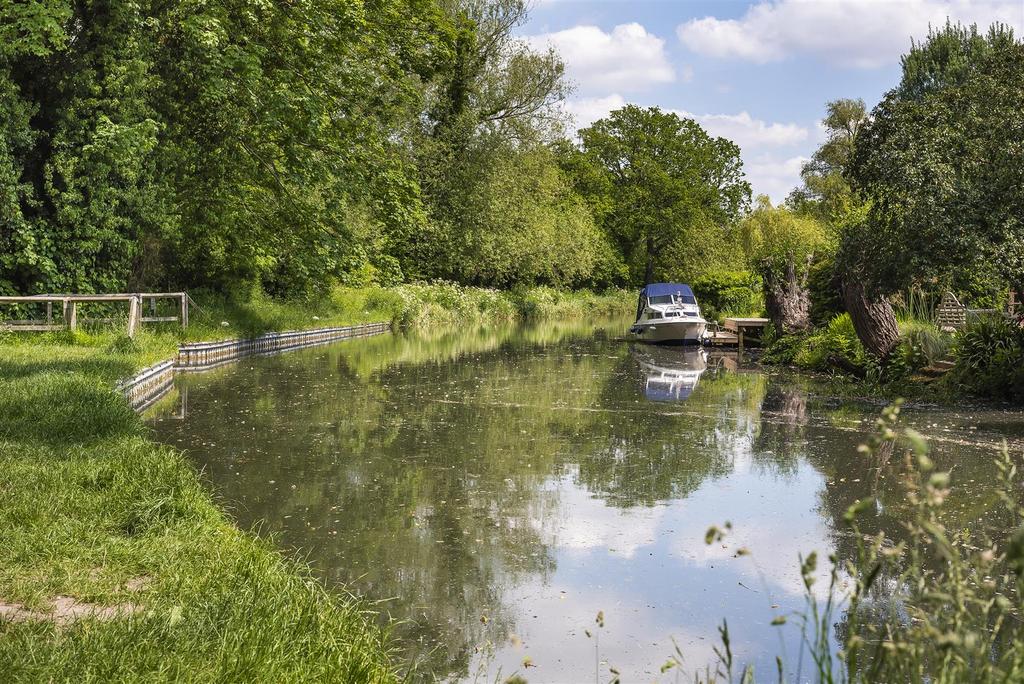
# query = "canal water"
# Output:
<box><xmin>145</xmin><ymin>319</ymin><xmax>1024</xmax><ymax>682</ymax></box>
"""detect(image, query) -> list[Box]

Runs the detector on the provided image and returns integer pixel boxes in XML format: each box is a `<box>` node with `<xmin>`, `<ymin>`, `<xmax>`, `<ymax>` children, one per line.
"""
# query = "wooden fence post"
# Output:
<box><xmin>181</xmin><ymin>293</ymin><xmax>189</xmax><ymax>329</ymax></box>
<box><xmin>46</xmin><ymin>302</ymin><xmax>52</xmax><ymax>324</ymax></box>
<box><xmin>127</xmin><ymin>296</ymin><xmax>140</xmax><ymax>338</ymax></box>
<box><xmin>64</xmin><ymin>299</ymin><xmax>77</xmax><ymax>331</ymax></box>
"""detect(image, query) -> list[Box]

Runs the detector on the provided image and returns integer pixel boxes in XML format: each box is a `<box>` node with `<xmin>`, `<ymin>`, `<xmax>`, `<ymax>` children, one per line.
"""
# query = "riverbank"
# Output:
<box><xmin>0</xmin><ymin>284</ymin><xmax>631</xmax><ymax>680</ymax></box>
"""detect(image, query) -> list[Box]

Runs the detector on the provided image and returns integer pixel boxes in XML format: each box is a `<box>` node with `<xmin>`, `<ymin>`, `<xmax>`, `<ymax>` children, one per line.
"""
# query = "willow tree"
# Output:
<box><xmin>740</xmin><ymin>197</ymin><xmax>827</xmax><ymax>332</ymax></box>
<box><xmin>844</xmin><ymin>22</ymin><xmax>1024</xmax><ymax>358</ymax></box>
<box><xmin>787</xmin><ymin>98</ymin><xmax>867</xmax><ymax>226</ymax></box>
<box><xmin>572</xmin><ymin>105</ymin><xmax>750</xmax><ymax>285</ymax></box>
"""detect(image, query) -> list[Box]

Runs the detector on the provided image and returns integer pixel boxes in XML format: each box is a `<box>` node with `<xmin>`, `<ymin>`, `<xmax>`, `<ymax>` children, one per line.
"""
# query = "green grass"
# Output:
<box><xmin>0</xmin><ymin>340</ymin><xmax>398</xmax><ymax>681</ymax></box>
<box><xmin>0</xmin><ymin>284</ymin><xmax>632</xmax><ymax>681</ymax></box>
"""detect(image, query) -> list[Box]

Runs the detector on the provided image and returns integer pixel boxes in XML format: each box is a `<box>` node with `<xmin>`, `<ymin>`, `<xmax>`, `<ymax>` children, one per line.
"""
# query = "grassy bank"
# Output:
<box><xmin>192</xmin><ymin>283</ymin><xmax>633</xmax><ymax>337</ymax></box>
<box><xmin>757</xmin><ymin>313</ymin><xmax>974</xmax><ymax>405</ymax></box>
<box><xmin>0</xmin><ymin>284</ymin><xmax>631</xmax><ymax>680</ymax></box>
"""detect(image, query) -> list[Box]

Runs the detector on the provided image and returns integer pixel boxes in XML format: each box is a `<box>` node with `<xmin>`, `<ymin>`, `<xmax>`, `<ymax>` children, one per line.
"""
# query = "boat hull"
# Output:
<box><xmin>629</xmin><ymin>319</ymin><xmax>707</xmax><ymax>345</ymax></box>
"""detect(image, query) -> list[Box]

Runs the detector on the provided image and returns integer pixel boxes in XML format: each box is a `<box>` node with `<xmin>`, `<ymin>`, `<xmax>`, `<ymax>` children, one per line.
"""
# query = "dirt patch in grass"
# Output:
<box><xmin>0</xmin><ymin>594</ymin><xmax>143</xmax><ymax>626</ymax></box>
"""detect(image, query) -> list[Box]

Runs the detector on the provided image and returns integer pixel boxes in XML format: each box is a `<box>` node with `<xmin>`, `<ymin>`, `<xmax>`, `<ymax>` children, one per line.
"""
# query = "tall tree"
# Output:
<box><xmin>786</xmin><ymin>98</ymin><xmax>867</xmax><ymax>226</ymax></box>
<box><xmin>571</xmin><ymin>105</ymin><xmax>750</xmax><ymax>285</ymax></box>
<box><xmin>399</xmin><ymin>0</ymin><xmax>577</xmax><ymax>286</ymax></box>
<box><xmin>843</xmin><ymin>22</ymin><xmax>1024</xmax><ymax>357</ymax></box>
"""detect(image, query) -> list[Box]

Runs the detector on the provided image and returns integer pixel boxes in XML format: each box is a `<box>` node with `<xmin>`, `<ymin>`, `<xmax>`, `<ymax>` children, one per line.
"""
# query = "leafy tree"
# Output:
<box><xmin>787</xmin><ymin>98</ymin><xmax>867</xmax><ymax>226</ymax></box>
<box><xmin>842</xmin><ymin>22</ymin><xmax>1023</xmax><ymax>357</ymax></box>
<box><xmin>740</xmin><ymin>197</ymin><xmax>827</xmax><ymax>332</ymax></box>
<box><xmin>426</xmin><ymin>0</ymin><xmax>566</xmax><ymax>140</ymax></box>
<box><xmin>400</xmin><ymin>0</ymin><xmax>576</xmax><ymax>287</ymax></box>
<box><xmin>425</xmin><ymin>141</ymin><xmax>608</xmax><ymax>287</ymax></box>
<box><xmin>570</xmin><ymin>105</ymin><xmax>750</xmax><ymax>285</ymax></box>
<box><xmin>1</xmin><ymin>0</ymin><xmax>449</xmax><ymax>295</ymax></box>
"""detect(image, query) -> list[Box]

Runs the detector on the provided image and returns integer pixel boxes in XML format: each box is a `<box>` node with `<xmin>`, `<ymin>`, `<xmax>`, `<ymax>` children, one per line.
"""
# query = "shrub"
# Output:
<box><xmin>807</xmin><ymin>255</ymin><xmax>844</xmax><ymax>327</ymax></box>
<box><xmin>793</xmin><ymin>313</ymin><xmax>867</xmax><ymax>372</ymax></box>
<box><xmin>691</xmin><ymin>270</ymin><xmax>763</xmax><ymax>322</ymax></box>
<box><xmin>761</xmin><ymin>326</ymin><xmax>805</xmax><ymax>365</ymax></box>
<box><xmin>898</xmin><ymin>320</ymin><xmax>952</xmax><ymax>371</ymax></box>
<box><xmin>951</xmin><ymin>315</ymin><xmax>1024</xmax><ymax>401</ymax></box>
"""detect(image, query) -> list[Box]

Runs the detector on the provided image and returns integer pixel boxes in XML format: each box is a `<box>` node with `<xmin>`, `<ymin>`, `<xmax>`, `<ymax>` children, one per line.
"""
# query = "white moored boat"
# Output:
<box><xmin>628</xmin><ymin>283</ymin><xmax>707</xmax><ymax>345</ymax></box>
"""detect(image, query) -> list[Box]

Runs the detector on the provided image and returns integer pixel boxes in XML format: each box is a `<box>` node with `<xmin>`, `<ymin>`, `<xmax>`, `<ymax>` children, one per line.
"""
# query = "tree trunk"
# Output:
<box><xmin>764</xmin><ymin>258</ymin><xmax>812</xmax><ymax>333</ymax></box>
<box><xmin>841</xmin><ymin>278</ymin><xmax>900</xmax><ymax>359</ymax></box>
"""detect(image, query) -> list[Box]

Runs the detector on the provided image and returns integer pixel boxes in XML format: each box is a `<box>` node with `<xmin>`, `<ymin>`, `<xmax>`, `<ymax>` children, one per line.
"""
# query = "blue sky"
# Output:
<box><xmin>520</xmin><ymin>0</ymin><xmax>1024</xmax><ymax>201</ymax></box>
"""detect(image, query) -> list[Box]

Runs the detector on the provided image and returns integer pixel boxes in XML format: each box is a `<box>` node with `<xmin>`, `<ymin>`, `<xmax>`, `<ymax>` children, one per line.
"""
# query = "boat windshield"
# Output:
<box><xmin>649</xmin><ymin>294</ymin><xmax>697</xmax><ymax>306</ymax></box>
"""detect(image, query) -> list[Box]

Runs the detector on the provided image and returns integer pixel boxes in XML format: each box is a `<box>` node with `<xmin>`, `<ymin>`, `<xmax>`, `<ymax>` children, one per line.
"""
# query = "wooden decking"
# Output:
<box><xmin>704</xmin><ymin>328</ymin><xmax>741</xmax><ymax>346</ymax></box>
<box><xmin>703</xmin><ymin>317</ymin><xmax>770</xmax><ymax>347</ymax></box>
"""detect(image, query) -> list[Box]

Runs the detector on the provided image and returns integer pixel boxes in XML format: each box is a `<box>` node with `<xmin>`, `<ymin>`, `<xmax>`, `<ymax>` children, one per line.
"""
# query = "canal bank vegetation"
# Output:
<box><xmin>742</xmin><ymin>23</ymin><xmax>1024</xmax><ymax>405</ymax></box>
<box><xmin>1</xmin><ymin>0</ymin><xmax>746</xmax><ymax>302</ymax></box>
<box><xmin>180</xmin><ymin>284</ymin><xmax>632</xmax><ymax>340</ymax></box>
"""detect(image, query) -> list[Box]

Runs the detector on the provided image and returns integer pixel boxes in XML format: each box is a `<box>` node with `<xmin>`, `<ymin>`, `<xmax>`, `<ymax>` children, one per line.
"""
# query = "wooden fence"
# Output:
<box><xmin>0</xmin><ymin>292</ymin><xmax>189</xmax><ymax>337</ymax></box>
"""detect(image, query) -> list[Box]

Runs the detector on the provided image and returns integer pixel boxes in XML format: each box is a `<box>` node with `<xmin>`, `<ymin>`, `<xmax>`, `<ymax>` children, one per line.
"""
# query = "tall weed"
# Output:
<box><xmin>701</xmin><ymin>402</ymin><xmax>1024</xmax><ymax>682</ymax></box>
<box><xmin>899</xmin><ymin>320</ymin><xmax>952</xmax><ymax>370</ymax></box>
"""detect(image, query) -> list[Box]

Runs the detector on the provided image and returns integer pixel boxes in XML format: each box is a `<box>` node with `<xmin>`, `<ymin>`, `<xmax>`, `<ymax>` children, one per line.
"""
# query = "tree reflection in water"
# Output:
<box><xmin>147</xmin><ymin>320</ymin><xmax>1020</xmax><ymax>681</ymax></box>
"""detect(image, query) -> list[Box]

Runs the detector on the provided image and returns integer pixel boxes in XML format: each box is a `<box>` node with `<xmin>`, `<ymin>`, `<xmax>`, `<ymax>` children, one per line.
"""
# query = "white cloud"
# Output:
<box><xmin>527</xmin><ymin>23</ymin><xmax>675</xmax><ymax>93</ymax></box>
<box><xmin>532</xmin><ymin>478</ymin><xmax>666</xmax><ymax>559</ymax></box>
<box><xmin>674</xmin><ymin>110</ymin><xmax>809</xmax><ymax>150</ymax></box>
<box><xmin>744</xmin><ymin>155</ymin><xmax>808</xmax><ymax>204</ymax></box>
<box><xmin>562</xmin><ymin>94</ymin><xmax>627</xmax><ymax>130</ymax></box>
<box><xmin>678</xmin><ymin>0</ymin><xmax>1024</xmax><ymax>68</ymax></box>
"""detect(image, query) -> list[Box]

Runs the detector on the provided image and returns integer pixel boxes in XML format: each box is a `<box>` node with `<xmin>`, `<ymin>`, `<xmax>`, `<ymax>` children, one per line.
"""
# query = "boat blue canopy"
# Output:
<box><xmin>641</xmin><ymin>283</ymin><xmax>695</xmax><ymax>299</ymax></box>
<box><xmin>636</xmin><ymin>283</ymin><xmax>698</xmax><ymax>322</ymax></box>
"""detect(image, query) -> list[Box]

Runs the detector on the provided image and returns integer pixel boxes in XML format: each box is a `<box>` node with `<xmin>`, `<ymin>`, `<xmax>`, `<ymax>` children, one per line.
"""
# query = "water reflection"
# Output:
<box><xmin>631</xmin><ymin>345</ymin><xmax>707</xmax><ymax>402</ymax></box>
<box><xmin>146</xmin><ymin>320</ymin><xmax>1023</xmax><ymax>682</ymax></box>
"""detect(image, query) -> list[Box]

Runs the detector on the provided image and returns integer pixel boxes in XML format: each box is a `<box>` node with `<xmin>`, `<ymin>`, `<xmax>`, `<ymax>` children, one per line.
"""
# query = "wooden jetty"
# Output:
<box><xmin>703</xmin><ymin>317</ymin><xmax>771</xmax><ymax>348</ymax></box>
<box><xmin>0</xmin><ymin>292</ymin><xmax>190</xmax><ymax>337</ymax></box>
<box><xmin>704</xmin><ymin>326</ymin><xmax>741</xmax><ymax>347</ymax></box>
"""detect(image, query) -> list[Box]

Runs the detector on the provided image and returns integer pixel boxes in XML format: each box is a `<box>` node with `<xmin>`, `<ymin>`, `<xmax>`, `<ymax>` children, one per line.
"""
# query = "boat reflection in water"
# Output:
<box><xmin>631</xmin><ymin>344</ymin><xmax>709</xmax><ymax>402</ymax></box>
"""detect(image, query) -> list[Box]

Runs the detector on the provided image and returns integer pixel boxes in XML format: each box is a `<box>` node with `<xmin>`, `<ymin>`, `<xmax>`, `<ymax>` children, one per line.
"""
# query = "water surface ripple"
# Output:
<box><xmin>146</xmin><ymin>320</ymin><xmax>1024</xmax><ymax>682</ymax></box>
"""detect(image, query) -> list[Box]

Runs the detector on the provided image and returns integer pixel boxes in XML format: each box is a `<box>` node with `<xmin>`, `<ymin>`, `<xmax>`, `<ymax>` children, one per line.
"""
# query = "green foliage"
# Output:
<box><xmin>847</xmin><ymin>23</ymin><xmax>1024</xmax><ymax>296</ymax></box>
<box><xmin>0</xmin><ymin>0</ymin><xmax>611</xmax><ymax>296</ymax></box>
<box><xmin>786</xmin><ymin>98</ymin><xmax>867</xmax><ymax>226</ymax></box>
<box><xmin>807</xmin><ymin>255</ymin><xmax>844</xmax><ymax>327</ymax></box>
<box><xmin>739</xmin><ymin>197</ymin><xmax>828</xmax><ymax>330</ymax></box>
<box><xmin>792</xmin><ymin>313</ymin><xmax>867</xmax><ymax>372</ymax></box>
<box><xmin>760</xmin><ymin>328</ymin><xmax>806</xmax><ymax>366</ymax></box>
<box><xmin>762</xmin><ymin>314</ymin><xmax>869</xmax><ymax>374</ymax></box>
<box><xmin>898</xmin><ymin>320</ymin><xmax>952</xmax><ymax>371</ymax></box>
<box><xmin>409</xmin><ymin>142</ymin><xmax>610</xmax><ymax>288</ymax></box>
<box><xmin>510</xmin><ymin>286</ymin><xmax>632</xmax><ymax>321</ymax></box>
<box><xmin>568</xmin><ymin>105</ymin><xmax>751</xmax><ymax>285</ymax></box>
<box><xmin>740</xmin><ymin>197</ymin><xmax>828</xmax><ymax>279</ymax></box>
<box><xmin>950</xmin><ymin>316</ymin><xmax>1024</xmax><ymax>401</ymax></box>
<box><xmin>691</xmin><ymin>270</ymin><xmax>763</xmax><ymax>322</ymax></box>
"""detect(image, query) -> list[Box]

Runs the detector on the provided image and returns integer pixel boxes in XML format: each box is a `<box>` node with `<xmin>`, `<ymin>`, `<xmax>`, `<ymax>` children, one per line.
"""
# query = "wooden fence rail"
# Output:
<box><xmin>0</xmin><ymin>292</ymin><xmax>189</xmax><ymax>337</ymax></box>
